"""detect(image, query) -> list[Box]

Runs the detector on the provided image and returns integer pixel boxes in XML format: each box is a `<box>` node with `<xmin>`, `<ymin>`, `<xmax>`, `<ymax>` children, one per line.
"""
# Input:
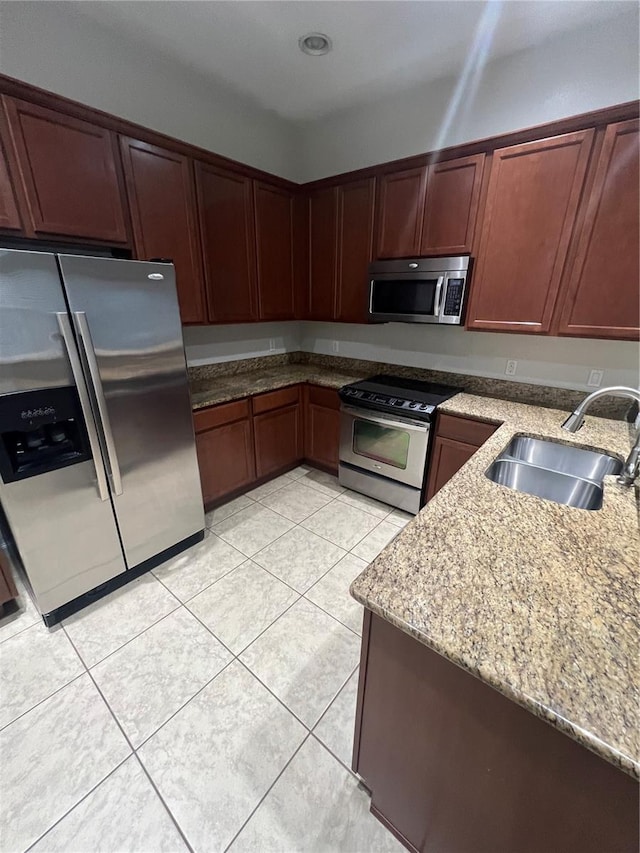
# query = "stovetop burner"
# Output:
<box><xmin>339</xmin><ymin>374</ymin><xmax>461</xmax><ymax>419</ymax></box>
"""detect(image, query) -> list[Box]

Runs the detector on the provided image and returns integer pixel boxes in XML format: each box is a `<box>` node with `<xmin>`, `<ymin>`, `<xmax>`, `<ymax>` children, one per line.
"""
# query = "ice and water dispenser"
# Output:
<box><xmin>0</xmin><ymin>386</ymin><xmax>91</xmax><ymax>483</ymax></box>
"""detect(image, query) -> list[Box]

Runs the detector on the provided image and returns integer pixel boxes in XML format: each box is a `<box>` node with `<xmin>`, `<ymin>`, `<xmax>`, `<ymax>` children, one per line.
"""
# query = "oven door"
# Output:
<box><xmin>339</xmin><ymin>405</ymin><xmax>430</xmax><ymax>489</ymax></box>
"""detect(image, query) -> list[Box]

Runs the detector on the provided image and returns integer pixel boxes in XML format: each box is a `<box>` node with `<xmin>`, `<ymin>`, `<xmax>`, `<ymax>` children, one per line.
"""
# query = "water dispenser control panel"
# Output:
<box><xmin>0</xmin><ymin>387</ymin><xmax>91</xmax><ymax>483</ymax></box>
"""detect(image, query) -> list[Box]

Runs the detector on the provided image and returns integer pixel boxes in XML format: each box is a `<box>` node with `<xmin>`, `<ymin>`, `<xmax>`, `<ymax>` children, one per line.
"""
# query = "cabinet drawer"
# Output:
<box><xmin>252</xmin><ymin>385</ymin><xmax>299</xmax><ymax>415</ymax></box>
<box><xmin>436</xmin><ymin>413</ymin><xmax>498</xmax><ymax>446</ymax></box>
<box><xmin>193</xmin><ymin>399</ymin><xmax>250</xmax><ymax>433</ymax></box>
<box><xmin>306</xmin><ymin>384</ymin><xmax>341</xmax><ymax>410</ymax></box>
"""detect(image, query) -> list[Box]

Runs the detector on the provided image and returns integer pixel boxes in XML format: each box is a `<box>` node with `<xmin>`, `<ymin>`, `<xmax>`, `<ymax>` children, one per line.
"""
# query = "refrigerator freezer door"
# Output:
<box><xmin>0</xmin><ymin>248</ymin><xmax>74</xmax><ymax>395</ymax></box>
<box><xmin>57</xmin><ymin>255</ymin><xmax>204</xmax><ymax>569</ymax></box>
<box><xmin>0</xmin><ymin>249</ymin><xmax>126</xmax><ymax>614</ymax></box>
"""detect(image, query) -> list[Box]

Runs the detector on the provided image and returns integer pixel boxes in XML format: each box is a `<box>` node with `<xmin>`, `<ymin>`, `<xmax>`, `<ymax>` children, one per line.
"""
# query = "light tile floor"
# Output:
<box><xmin>0</xmin><ymin>467</ymin><xmax>411</xmax><ymax>853</ymax></box>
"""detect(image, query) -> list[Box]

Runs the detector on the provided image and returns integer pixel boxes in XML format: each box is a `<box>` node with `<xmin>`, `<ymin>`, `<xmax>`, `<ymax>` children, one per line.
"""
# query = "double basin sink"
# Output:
<box><xmin>486</xmin><ymin>436</ymin><xmax>622</xmax><ymax>510</ymax></box>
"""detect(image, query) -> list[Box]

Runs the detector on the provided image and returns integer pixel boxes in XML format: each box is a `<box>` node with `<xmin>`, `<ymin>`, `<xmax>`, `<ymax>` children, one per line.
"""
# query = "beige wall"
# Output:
<box><xmin>183</xmin><ymin>321</ymin><xmax>639</xmax><ymax>392</ymax></box>
<box><xmin>0</xmin><ymin>1</ymin><xmax>301</xmax><ymax>180</ymax></box>
<box><xmin>297</xmin><ymin>10</ymin><xmax>640</xmax><ymax>181</ymax></box>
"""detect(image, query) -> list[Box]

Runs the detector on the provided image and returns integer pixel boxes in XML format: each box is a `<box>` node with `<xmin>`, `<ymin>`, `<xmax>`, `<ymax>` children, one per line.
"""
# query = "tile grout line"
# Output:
<box><xmin>0</xmin><ymin>668</ymin><xmax>87</xmax><ymax>735</ymax></box>
<box><xmin>132</xmin><ymin>754</ymin><xmax>196</xmax><ymax>853</ymax></box>
<box><xmin>221</xmin><ymin>732</ymin><xmax>313</xmax><ymax>853</ymax></box>
<box><xmin>22</xmin><ymin>752</ymin><xmax>134</xmax><ymax>853</ymax></box>
<box><xmin>0</xmin><ymin>613</ymin><xmax>41</xmax><ymax>646</ymax></box>
<box><xmin>5</xmin><ymin>470</ymin><xmax>400</xmax><ymax>852</ymax></box>
<box><xmin>61</xmin><ymin>623</ymin><xmax>198</xmax><ymax>853</ymax></box>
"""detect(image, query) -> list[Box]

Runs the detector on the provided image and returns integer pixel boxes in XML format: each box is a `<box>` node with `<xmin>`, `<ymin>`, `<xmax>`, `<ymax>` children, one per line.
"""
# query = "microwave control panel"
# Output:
<box><xmin>443</xmin><ymin>278</ymin><xmax>465</xmax><ymax>316</ymax></box>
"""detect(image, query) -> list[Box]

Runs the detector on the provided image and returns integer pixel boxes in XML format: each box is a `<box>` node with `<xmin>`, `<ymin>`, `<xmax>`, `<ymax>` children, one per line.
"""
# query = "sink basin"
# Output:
<box><xmin>499</xmin><ymin>436</ymin><xmax>622</xmax><ymax>481</ymax></box>
<box><xmin>485</xmin><ymin>436</ymin><xmax>622</xmax><ymax>510</ymax></box>
<box><xmin>486</xmin><ymin>459</ymin><xmax>605</xmax><ymax>510</ymax></box>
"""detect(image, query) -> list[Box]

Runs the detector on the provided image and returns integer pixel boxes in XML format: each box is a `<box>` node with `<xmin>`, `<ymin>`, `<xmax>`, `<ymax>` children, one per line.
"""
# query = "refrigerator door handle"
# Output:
<box><xmin>55</xmin><ymin>312</ymin><xmax>110</xmax><ymax>502</ymax></box>
<box><xmin>73</xmin><ymin>311</ymin><xmax>124</xmax><ymax>496</ymax></box>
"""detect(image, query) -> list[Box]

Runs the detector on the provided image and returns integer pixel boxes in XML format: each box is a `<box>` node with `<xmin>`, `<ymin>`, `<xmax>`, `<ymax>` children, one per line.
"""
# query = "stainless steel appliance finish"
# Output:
<box><xmin>561</xmin><ymin>386</ymin><xmax>640</xmax><ymax>486</ymax></box>
<box><xmin>338</xmin><ymin>375</ymin><xmax>461</xmax><ymax>514</ymax></box>
<box><xmin>485</xmin><ymin>459</ymin><xmax>606</xmax><ymax>510</ymax></box>
<box><xmin>501</xmin><ymin>436</ymin><xmax>622</xmax><ymax>481</ymax></box>
<box><xmin>0</xmin><ymin>249</ymin><xmax>204</xmax><ymax>622</ymax></box>
<box><xmin>368</xmin><ymin>256</ymin><xmax>470</xmax><ymax>325</ymax></box>
<box><xmin>340</xmin><ymin>405</ymin><xmax>431</xmax><ymax>490</ymax></box>
<box><xmin>485</xmin><ymin>434</ymin><xmax>623</xmax><ymax>510</ymax></box>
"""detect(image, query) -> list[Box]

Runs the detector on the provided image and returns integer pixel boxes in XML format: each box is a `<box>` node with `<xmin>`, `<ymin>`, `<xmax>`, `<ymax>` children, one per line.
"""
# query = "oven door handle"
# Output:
<box><xmin>341</xmin><ymin>405</ymin><xmax>430</xmax><ymax>432</ymax></box>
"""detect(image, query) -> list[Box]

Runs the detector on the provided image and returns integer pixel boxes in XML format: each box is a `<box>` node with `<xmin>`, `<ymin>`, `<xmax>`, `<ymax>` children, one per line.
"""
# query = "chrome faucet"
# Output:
<box><xmin>561</xmin><ymin>386</ymin><xmax>640</xmax><ymax>486</ymax></box>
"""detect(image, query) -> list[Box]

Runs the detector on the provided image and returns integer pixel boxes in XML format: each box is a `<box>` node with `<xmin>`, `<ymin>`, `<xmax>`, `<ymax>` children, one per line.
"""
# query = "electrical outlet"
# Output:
<box><xmin>587</xmin><ymin>369</ymin><xmax>604</xmax><ymax>387</ymax></box>
<box><xmin>505</xmin><ymin>360</ymin><xmax>517</xmax><ymax>376</ymax></box>
<box><xmin>332</xmin><ymin>341</ymin><xmax>339</xmax><ymax>353</ymax></box>
<box><xmin>269</xmin><ymin>338</ymin><xmax>276</xmax><ymax>352</ymax></box>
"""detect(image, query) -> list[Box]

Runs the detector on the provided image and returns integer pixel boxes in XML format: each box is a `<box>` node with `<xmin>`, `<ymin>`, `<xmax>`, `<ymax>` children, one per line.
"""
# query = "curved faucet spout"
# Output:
<box><xmin>560</xmin><ymin>386</ymin><xmax>640</xmax><ymax>486</ymax></box>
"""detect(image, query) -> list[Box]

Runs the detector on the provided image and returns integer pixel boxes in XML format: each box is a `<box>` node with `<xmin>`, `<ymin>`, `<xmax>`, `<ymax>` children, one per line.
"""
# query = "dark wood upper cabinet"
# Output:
<box><xmin>195</xmin><ymin>162</ymin><xmax>257</xmax><ymax>324</ymax></box>
<box><xmin>308</xmin><ymin>186</ymin><xmax>338</xmax><ymax>320</ymax></box>
<box><xmin>0</xmin><ymin>110</ymin><xmax>22</xmax><ymax>232</ymax></box>
<box><xmin>555</xmin><ymin>119</ymin><xmax>639</xmax><ymax>340</ymax></box>
<box><xmin>466</xmin><ymin>130</ymin><xmax>594</xmax><ymax>334</ymax></box>
<box><xmin>421</xmin><ymin>154</ymin><xmax>485</xmax><ymax>255</ymax></box>
<box><xmin>254</xmin><ymin>181</ymin><xmax>295</xmax><ymax>321</ymax></box>
<box><xmin>2</xmin><ymin>97</ymin><xmax>128</xmax><ymax>242</ymax></box>
<box><xmin>120</xmin><ymin>137</ymin><xmax>206</xmax><ymax>324</ymax></box>
<box><xmin>336</xmin><ymin>178</ymin><xmax>375</xmax><ymax>323</ymax></box>
<box><xmin>375</xmin><ymin>166</ymin><xmax>427</xmax><ymax>259</ymax></box>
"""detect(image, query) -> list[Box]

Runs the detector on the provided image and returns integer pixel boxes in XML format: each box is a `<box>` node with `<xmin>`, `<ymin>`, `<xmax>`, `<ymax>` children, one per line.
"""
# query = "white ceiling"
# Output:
<box><xmin>69</xmin><ymin>1</ymin><xmax>635</xmax><ymax>121</ymax></box>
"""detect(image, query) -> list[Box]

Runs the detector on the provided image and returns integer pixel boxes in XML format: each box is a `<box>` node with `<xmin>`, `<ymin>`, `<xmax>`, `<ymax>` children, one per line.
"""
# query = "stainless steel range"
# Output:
<box><xmin>338</xmin><ymin>375</ymin><xmax>461</xmax><ymax>514</ymax></box>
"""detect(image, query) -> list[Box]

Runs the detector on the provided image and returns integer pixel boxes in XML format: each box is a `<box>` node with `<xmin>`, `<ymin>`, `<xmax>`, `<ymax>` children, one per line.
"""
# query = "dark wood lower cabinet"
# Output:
<box><xmin>253</xmin><ymin>387</ymin><xmax>303</xmax><ymax>478</ymax></box>
<box><xmin>193</xmin><ymin>400</ymin><xmax>256</xmax><ymax>505</ymax></box>
<box><xmin>354</xmin><ymin>610</ymin><xmax>639</xmax><ymax>853</ymax></box>
<box><xmin>0</xmin><ymin>550</ymin><xmax>18</xmax><ymax>608</ymax></box>
<box><xmin>304</xmin><ymin>385</ymin><xmax>341</xmax><ymax>474</ymax></box>
<box><xmin>193</xmin><ymin>383</ymin><xmax>341</xmax><ymax>505</ymax></box>
<box><xmin>426</xmin><ymin>413</ymin><xmax>498</xmax><ymax>501</ymax></box>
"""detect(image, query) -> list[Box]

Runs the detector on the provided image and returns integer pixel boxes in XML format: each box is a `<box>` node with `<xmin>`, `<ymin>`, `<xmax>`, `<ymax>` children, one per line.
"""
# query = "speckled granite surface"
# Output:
<box><xmin>350</xmin><ymin>393</ymin><xmax>640</xmax><ymax>779</ymax></box>
<box><xmin>189</xmin><ymin>360</ymin><xmax>368</xmax><ymax>409</ymax></box>
<box><xmin>189</xmin><ymin>353</ymin><xmax>635</xmax><ymax>417</ymax></box>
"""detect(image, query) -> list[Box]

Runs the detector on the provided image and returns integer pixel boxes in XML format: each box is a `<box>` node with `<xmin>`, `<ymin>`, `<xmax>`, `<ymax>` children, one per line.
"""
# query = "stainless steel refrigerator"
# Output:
<box><xmin>0</xmin><ymin>249</ymin><xmax>204</xmax><ymax>625</ymax></box>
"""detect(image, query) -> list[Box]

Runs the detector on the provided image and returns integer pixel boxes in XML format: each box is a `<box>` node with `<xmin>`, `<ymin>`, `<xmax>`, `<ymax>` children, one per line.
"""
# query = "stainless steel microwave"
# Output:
<box><xmin>368</xmin><ymin>256</ymin><xmax>470</xmax><ymax>324</ymax></box>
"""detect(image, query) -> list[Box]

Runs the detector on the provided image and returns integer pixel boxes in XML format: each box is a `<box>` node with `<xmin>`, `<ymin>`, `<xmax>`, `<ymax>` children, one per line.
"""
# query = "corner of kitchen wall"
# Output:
<box><xmin>182</xmin><ymin>322</ymin><xmax>302</xmax><ymax>365</ymax></box>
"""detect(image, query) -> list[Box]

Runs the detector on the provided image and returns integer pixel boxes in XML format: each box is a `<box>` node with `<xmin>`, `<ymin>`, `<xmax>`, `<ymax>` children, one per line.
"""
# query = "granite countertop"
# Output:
<box><xmin>190</xmin><ymin>364</ymin><xmax>367</xmax><ymax>409</ymax></box>
<box><xmin>350</xmin><ymin>393</ymin><xmax>639</xmax><ymax>779</ymax></box>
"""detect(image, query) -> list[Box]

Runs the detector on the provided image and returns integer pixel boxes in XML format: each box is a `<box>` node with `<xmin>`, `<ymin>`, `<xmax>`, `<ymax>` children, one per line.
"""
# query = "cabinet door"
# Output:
<box><xmin>254</xmin><ymin>404</ymin><xmax>302</xmax><ymax>479</ymax></box>
<box><xmin>120</xmin><ymin>137</ymin><xmax>206</xmax><ymax>324</ymax></box>
<box><xmin>196</xmin><ymin>162</ymin><xmax>257</xmax><ymax>323</ymax></box>
<box><xmin>556</xmin><ymin>119</ymin><xmax>639</xmax><ymax>340</ymax></box>
<box><xmin>375</xmin><ymin>166</ymin><xmax>427</xmax><ymax>259</ymax></box>
<box><xmin>304</xmin><ymin>386</ymin><xmax>341</xmax><ymax>473</ymax></box>
<box><xmin>467</xmin><ymin>130</ymin><xmax>594</xmax><ymax>334</ymax></box>
<box><xmin>421</xmin><ymin>154</ymin><xmax>485</xmax><ymax>255</ymax></box>
<box><xmin>2</xmin><ymin>97</ymin><xmax>128</xmax><ymax>242</ymax></box>
<box><xmin>309</xmin><ymin>187</ymin><xmax>338</xmax><ymax>320</ymax></box>
<box><xmin>336</xmin><ymin>178</ymin><xmax>375</xmax><ymax>323</ymax></box>
<box><xmin>426</xmin><ymin>435</ymin><xmax>477</xmax><ymax>501</ymax></box>
<box><xmin>195</xmin><ymin>418</ymin><xmax>255</xmax><ymax>504</ymax></box>
<box><xmin>254</xmin><ymin>182</ymin><xmax>294</xmax><ymax>320</ymax></box>
<box><xmin>0</xmin><ymin>113</ymin><xmax>22</xmax><ymax>231</ymax></box>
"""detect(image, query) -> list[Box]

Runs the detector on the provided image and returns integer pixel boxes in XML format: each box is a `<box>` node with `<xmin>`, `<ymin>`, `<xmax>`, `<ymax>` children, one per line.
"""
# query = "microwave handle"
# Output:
<box><xmin>433</xmin><ymin>276</ymin><xmax>445</xmax><ymax>316</ymax></box>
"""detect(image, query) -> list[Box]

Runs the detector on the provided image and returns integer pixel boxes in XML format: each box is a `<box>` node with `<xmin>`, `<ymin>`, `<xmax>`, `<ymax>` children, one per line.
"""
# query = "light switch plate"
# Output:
<box><xmin>587</xmin><ymin>369</ymin><xmax>604</xmax><ymax>387</ymax></box>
